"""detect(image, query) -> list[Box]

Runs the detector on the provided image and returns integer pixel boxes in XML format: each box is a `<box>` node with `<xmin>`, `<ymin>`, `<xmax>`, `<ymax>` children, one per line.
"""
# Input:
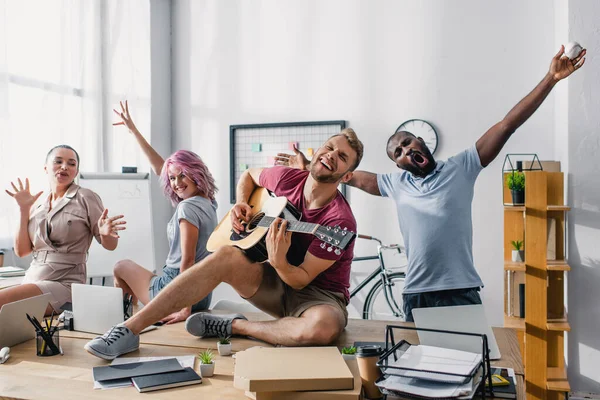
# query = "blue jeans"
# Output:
<box><xmin>403</xmin><ymin>287</ymin><xmax>482</xmax><ymax>322</ymax></box>
<box><xmin>149</xmin><ymin>266</ymin><xmax>212</xmax><ymax>313</ymax></box>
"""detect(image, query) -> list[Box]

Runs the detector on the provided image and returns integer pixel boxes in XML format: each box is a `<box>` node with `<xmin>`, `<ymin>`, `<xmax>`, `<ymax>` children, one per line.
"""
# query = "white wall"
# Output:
<box><xmin>565</xmin><ymin>0</ymin><xmax>600</xmax><ymax>393</ymax></box>
<box><xmin>171</xmin><ymin>0</ymin><xmax>557</xmax><ymax>323</ymax></box>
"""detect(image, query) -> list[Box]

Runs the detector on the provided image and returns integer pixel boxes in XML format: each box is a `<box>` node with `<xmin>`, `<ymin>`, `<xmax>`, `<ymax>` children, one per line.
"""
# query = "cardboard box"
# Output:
<box><xmin>246</xmin><ymin>359</ymin><xmax>361</xmax><ymax>400</ymax></box>
<box><xmin>234</xmin><ymin>347</ymin><xmax>354</xmax><ymax>393</ymax></box>
<box><xmin>523</xmin><ymin>160</ymin><xmax>561</xmax><ymax>172</ymax></box>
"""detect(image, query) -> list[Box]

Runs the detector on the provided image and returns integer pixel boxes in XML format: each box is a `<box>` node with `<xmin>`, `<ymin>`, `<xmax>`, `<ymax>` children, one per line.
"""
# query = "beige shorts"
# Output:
<box><xmin>245</xmin><ymin>263</ymin><xmax>348</xmax><ymax>326</ymax></box>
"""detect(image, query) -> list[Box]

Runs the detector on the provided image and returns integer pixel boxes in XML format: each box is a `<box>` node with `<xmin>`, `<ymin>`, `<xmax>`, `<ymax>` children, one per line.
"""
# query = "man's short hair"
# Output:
<box><xmin>386</xmin><ymin>130</ymin><xmax>415</xmax><ymax>154</ymax></box>
<box><xmin>329</xmin><ymin>128</ymin><xmax>364</xmax><ymax>171</ymax></box>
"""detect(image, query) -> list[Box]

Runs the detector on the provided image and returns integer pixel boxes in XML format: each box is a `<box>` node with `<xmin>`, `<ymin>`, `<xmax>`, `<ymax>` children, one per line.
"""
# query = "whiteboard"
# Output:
<box><xmin>79</xmin><ymin>173</ymin><xmax>155</xmax><ymax>278</ymax></box>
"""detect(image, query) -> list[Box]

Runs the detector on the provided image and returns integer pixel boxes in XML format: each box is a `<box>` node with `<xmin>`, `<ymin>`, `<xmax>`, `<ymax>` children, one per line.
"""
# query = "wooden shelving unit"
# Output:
<box><xmin>503</xmin><ymin>171</ymin><xmax>570</xmax><ymax>400</ymax></box>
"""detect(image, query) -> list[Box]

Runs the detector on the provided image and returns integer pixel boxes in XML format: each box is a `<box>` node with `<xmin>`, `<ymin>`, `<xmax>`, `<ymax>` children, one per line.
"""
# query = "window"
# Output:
<box><xmin>0</xmin><ymin>0</ymin><xmax>151</xmax><ymax>248</ymax></box>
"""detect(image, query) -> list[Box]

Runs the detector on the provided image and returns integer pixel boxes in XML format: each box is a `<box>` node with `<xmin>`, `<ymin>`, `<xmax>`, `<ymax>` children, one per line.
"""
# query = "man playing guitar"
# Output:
<box><xmin>85</xmin><ymin>129</ymin><xmax>364</xmax><ymax>359</ymax></box>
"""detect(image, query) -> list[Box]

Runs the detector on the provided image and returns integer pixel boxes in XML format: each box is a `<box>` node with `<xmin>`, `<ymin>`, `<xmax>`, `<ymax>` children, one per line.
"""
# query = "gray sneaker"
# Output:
<box><xmin>185</xmin><ymin>313</ymin><xmax>247</xmax><ymax>338</ymax></box>
<box><xmin>84</xmin><ymin>323</ymin><xmax>140</xmax><ymax>360</ymax></box>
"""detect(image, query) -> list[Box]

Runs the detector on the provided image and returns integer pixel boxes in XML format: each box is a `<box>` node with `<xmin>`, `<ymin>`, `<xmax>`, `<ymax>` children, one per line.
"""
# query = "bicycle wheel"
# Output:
<box><xmin>363</xmin><ymin>272</ymin><xmax>406</xmax><ymax>320</ymax></box>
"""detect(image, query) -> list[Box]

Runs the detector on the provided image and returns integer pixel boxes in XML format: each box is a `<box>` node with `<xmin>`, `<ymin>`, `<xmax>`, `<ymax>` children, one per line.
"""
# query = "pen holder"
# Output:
<box><xmin>36</xmin><ymin>329</ymin><xmax>61</xmax><ymax>357</ymax></box>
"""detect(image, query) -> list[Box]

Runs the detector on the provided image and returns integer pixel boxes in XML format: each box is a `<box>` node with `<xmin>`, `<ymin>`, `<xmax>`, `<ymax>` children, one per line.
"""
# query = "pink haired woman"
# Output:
<box><xmin>112</xmin><ymin>101</ymin><xmax>217</xmax><ymax>325</ymax></box>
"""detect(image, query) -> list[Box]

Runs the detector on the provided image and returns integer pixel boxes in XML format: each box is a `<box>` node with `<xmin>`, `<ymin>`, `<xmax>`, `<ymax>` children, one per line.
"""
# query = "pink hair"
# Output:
<box><xmin>160</xmin><ymin>150</ymin><xmax>218</xmax><ymax>206</ymax></box>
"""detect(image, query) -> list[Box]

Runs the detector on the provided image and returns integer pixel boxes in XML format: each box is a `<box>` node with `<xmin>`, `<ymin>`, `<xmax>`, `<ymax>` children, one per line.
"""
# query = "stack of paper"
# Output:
<box><xmin>0</xmin><ymin>266</ymin><xmax>26</xmax><ymax>277</ymax></box>
<box><xmin>377</xmin><ymin>345</ymin><xmax>483</xmax><ymax>399</ymax></box>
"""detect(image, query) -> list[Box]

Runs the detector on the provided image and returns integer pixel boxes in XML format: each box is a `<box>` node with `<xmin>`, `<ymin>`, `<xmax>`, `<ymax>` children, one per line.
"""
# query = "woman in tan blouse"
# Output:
<box><xmin>2</xmin><ymin>145</ymin><xmax>126</xmax><ymax>314</ymax></box>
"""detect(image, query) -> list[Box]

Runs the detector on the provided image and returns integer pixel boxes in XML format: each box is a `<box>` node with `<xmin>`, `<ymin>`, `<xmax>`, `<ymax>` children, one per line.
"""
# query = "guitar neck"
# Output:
<box><xmin>257</xmin><ymin>216</ymin><xmax>319</xmax><ymax>235</ymax></box>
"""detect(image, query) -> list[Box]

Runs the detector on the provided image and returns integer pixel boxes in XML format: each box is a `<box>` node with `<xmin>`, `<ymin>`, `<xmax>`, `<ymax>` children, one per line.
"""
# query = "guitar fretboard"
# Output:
<box><xmin>257</xmin><ymin>216</ymin><xmax>318</xmax><ymax>234</ymax></box>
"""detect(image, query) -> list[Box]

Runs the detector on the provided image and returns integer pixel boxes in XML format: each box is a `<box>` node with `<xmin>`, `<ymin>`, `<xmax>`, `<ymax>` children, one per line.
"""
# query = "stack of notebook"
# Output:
<box><xmin>376</xmin><ymin>343</ymin><xmax>484</xmax><ymax>399</ymax></box>
<box><xmin>92</xmin><ymin>357</ymin><xmax>202</xmax><ymax>393</ymax></box>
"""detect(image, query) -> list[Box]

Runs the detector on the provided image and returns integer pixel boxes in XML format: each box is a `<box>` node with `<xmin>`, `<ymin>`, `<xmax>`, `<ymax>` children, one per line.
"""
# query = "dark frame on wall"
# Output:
<box><xmin>229</xmin><ymin>120</ymin><xmax>347</xmax><ymax>204</ymax></box>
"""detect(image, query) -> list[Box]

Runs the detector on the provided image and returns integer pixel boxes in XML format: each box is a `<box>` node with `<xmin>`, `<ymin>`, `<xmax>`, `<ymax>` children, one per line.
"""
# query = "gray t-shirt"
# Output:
<box><xmin>377</xmin><ymin>145</ymin><xmax>485</xmax><ymax>294</ymax></box>
<box><xmin>165</xmin><ymin>196</ymin><xmax>218</xmax><ymax>270</ymax></box>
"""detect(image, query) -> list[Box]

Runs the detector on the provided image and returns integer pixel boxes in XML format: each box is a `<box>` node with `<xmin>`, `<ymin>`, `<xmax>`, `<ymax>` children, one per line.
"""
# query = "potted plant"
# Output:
<box><xmin>217</xmin><ymin>336</ymin><xmax>232</xmax><ymax>356</ymax></box>
<box><xmin>511</xmin><ymin>240</ymin><xmax>524</xmax><ymax>262</ymax></box>
<box><xmin>341</xmin><ymin>346</ymin><xmax>357</xmax><ymax>361</ymax></box>
<box><xmin>197</xmin><ymin>349</ymin><xmax>215</xmax><ymax>377</ymax></box>
<box><xmin>506</xmin><ymin>171</ymin><xmax>525</xmax><ymax>205</ymax></box>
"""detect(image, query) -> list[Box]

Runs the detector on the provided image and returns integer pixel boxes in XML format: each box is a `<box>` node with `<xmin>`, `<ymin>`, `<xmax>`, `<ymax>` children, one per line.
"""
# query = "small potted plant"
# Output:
<box><xmin>511</xmin><ymin>240</ymin><xmax>524</xmax><ymax>262</ymax></box>
<box><xmin>197</xmin><ymin>349</ymin><xmax>215</xmax><ymax>377</ymax></box>
<box><xmin>341</xmin><ymin>346</ymin><xmax>357</xmax><ymax>361</ymax></box>
<box><xmin>217</xmin><ymin>336</ymin><xmax>232</xmax><ymax>356</ymax></box>
<box><xmin>507</xmin><ymin>171</ymin><xmax>525</xmax><ymax>205</ymax></box>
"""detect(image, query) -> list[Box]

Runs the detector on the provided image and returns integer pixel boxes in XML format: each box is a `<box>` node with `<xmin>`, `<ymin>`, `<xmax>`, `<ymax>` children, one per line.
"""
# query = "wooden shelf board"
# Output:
<box><xmin>504</xmin><ymin>315</ymin><xmax>525</xmax><ymax>331</ymax></box>
<box><xmin>547</xmin><ymin>205</ymin><xmax>571</xmax><ymax>211</ymax></box>
<box><xmin>504</xmin><ymin>262</ymin><xmax>526</xmax><ymax>271</ymax></box>
<box><xmin>547</xmin><ymin>367</ymin><xmax>570</xmax><ymax>391</ymax></box>
<box><xmin>546</xmin><ymin>260</ymin><xmax>571</xmax><ymax>271</ymax></box>
<box><xmin>504</xmin><ymin>205</ymin><xmax>526</xmax><ymax>211</ymax></box>
<box><xmin>547</xmin><ymin>319</ymin><xmax>571</xmax><ymax>331</ymax></box>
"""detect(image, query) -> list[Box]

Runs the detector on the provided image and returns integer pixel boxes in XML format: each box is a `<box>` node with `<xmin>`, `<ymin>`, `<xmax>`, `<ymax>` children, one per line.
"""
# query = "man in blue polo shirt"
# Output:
<box><xmin>279</xmin><ymin>45</ymin><xmax>586</xmax><ymax>321</ymax></box>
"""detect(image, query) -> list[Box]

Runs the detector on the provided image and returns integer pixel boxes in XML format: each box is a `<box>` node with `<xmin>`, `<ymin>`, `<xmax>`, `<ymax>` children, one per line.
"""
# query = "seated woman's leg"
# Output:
<box><xmin>0</xmin><ymin>284</ymin><xmax>54</xmax><ymax>315</ymax></box>
<box><xmin>113</xmin><ymin>259</ymin><xmax>155</xmax><ymax>306</ymax></box>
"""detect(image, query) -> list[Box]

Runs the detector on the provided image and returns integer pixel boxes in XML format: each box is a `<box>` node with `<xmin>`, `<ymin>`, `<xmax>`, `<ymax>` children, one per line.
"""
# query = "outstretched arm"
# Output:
<box><xmin>347</xmin><ymin>171</ymin><xmax>381</xmax><ymax>196</ymax></box>
<box><xmin>476</xmin><ymin>45</ymin><xmax>586</xmax><ymax>167</ymax></box>
<box><xmin>113</xmin><ymin>100</ymin><xmax>165</xmax><ymax>175</ymax></box>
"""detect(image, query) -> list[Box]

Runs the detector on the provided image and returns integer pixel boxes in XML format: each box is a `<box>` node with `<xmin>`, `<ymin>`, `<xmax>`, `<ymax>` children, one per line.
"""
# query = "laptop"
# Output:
<box><xmin>72</xmin><ymin>284</ymin><xmax>124</xmax><ymax>334</ymax></box>
<box><xmin>412</xmin><ymin>304</ymin><xmax>502</xmax><ymax>360</ymax></box>
<box><xmin>0</xmin><ymin>294</ymin><xmax>51</xmax><ymax>348</ymax></box>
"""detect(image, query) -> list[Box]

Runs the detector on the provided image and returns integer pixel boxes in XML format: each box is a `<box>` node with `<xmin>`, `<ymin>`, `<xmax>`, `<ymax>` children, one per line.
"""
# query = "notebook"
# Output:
<box><xmin>92</xmin><ymin>358</ymin><xmax>183</xmax><ymax>382</ymax></box>
<box><xmin>485</xmin><ymin>367</ymin><xmax>517</xmax><ymax>399</ymax></box>
<box><xmin>132</xmin><ymin>367</ymin><xmax>202</xmax><ymax>392</ymax></box>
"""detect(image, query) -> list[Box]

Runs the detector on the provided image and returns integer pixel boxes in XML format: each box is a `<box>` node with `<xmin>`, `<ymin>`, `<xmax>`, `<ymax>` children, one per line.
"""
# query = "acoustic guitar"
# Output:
<box><xmin>206</xmin><ymin>188</ymin><xmax>355</xmax><ymax>262</ymax></box>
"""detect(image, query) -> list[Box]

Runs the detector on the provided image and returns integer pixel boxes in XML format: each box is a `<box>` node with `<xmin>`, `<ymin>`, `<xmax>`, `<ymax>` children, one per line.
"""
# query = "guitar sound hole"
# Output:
<box><xmin>246</xmin><ymin>212</ymin><xmax>265</xmax><ymax>232</ymax></box>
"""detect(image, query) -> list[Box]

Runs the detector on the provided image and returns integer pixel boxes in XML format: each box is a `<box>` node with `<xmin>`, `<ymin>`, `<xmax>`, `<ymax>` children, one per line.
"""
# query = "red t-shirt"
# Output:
<box><xmin>259</xmin><ymin>166</ymin><xmax>356</xmax><ymax>303</ymax></box>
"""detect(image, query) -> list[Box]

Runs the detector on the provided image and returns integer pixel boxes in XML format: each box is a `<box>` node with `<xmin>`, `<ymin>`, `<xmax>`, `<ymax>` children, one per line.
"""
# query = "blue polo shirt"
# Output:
<box><xmin>377</xmin><ymin>145</ymin><xmax>484</xmax><ymax>294</ymax></box>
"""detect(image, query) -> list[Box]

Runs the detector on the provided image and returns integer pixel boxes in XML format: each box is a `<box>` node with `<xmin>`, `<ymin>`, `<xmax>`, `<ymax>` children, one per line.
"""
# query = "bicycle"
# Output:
<box><xmin>349</xmin><ymin>234</ymin><xmax>407</xmax><ymax>320</ymax></box>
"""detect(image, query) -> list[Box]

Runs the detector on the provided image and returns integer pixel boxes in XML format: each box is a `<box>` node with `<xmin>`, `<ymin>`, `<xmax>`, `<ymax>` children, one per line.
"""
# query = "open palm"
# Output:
<box><xmin>550</xmin><ymin>45</ymin><xmax>586</xmax><ymax>82</ymax></box>
<box><xmin>113</xmin><ymin>100</ymin><xmax>139</xmax><ymax>134</ymax></box>
<box><xmin>5</xmin><ymin>178</ymin><xmax>43</xmax><ymax>210</ymax></box>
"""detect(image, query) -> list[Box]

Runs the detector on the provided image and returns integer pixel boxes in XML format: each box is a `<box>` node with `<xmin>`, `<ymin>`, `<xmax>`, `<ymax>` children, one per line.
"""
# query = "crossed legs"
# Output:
<box><xmin>123</xmin><ymin>246</ymin><xmax>345</xmax><ymax>346</ymax></box>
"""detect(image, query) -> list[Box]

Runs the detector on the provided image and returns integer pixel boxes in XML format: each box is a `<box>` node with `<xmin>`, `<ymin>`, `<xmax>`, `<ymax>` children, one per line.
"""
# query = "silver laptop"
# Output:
<box><xmin>72</xmin><ymin>284</ymin><xmax>124</xmax><ymax>334</ymax></box>
<box><xmin>412</xmin><ymin>304</ymin><xmax>502</xmax><ymax>360</ymax></box>
<box><xmin>0</xmin><ymin>294</ymin><xmax>51</xmax><ymax>348</ymax></box>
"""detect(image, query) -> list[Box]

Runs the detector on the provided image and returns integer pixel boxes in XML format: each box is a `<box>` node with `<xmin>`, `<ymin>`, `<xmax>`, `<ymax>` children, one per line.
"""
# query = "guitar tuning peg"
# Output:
<box><xmin>327</xmin><ymin>226</ymin><xmax>332</xmax><ymax>231</ymax></box>
<box><xmin>327</xmin><ymin>246</ymin><xmax>333</xmax><ymax>252</ymax></box>
<box><xmin>335</xmin><ymin>240</ymin><xmax>340</xmax><ymax>245</ymax></box>
<box><xmin>334</xmin><ymin>248</ymin><xmax>341</xmax><ymax>255</ymax></box>
<box><xmin>320</xmin><ymin>242</ymin><xmax>326</xmax><ymax>249</ymax></box>
<box><xmin>319</xmin><ymin>234</ymin><xmax>325</xmax><ymax>240</ymax></box>
<box><xmin>334</xmin><ymin>228</ymin><xmax>339</xmax><ymax>233</ymax></box>
<box><xmin>327</xmin><ymin>237</ymin><xmax>332</xmax><ymax>242</ymax></box>
<box><xmin>342</xmin><ymin>231</ymin><xmax>347</xmax><ymax>236</ymax></box>
<box><xmin>343</xmin><ymin>227</ymin><xmax>348</xmax><ymax>231</ymax></box>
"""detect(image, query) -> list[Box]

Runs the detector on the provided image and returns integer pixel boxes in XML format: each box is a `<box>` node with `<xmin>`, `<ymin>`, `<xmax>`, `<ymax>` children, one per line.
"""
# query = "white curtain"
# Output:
<box><xmin>0</xmin><ymin>0</ymin><xmax>151</xmax><ymax>249</ymax></box>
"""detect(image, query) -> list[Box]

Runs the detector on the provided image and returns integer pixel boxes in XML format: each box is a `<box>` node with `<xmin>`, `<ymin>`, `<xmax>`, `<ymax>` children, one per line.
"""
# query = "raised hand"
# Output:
<box><xmin>98</xmin><ymin>209</ymin><xmax>127</xmax><ymax>238</ymax></box>
<box><xmin>5</xmin><ymin>178</ymin><xmax>43</xmax><ymax>210</ymax></box>
<box><xmin>230</xmin><ymin>202</ymin><xmax>253</xmax><ymax>234</ymax></box>
<box><xmin>113</xmin><ymin>100</ymin><xmax>140</xmax><ymax>134</ymax></box>
<box><xmin>274</xmin><ymin>145</ymin><xmax>310</xmax><ymax>170</ymax></box>
<box><xmin>550</xmin><ymin>45</ymin><xmax>586</xmax><ymax>82</ymax></box>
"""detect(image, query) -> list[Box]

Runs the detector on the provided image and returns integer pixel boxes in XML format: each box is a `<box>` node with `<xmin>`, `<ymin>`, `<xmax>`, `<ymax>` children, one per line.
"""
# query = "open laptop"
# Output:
<box><xmin>0</xmin><ymin>294</ymin><xmax>51</xmax><ymax>348</ymax></box>
<box><xmin>72</xmin><ymin>284</ymin><xmax>124</xmax><ymax>335</ymax></box>
<box><xmin>412</xmin><ymin>304</ymin><xmax>502</xmax><ymax>360</ymax></box>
